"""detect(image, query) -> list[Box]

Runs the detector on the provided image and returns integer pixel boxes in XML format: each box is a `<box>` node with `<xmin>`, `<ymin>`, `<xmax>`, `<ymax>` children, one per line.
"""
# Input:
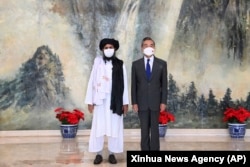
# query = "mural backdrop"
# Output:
<box><xmin>0</xmin><ymin>0</ymin><xmax>250</xmax><ymax>130</ymax></box>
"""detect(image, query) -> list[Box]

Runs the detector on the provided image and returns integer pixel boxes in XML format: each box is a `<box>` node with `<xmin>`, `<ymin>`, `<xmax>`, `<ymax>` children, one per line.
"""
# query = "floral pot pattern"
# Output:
<box><xmin>60</xmin><ymin>124</ymin><xmax>78</xmax><ymax>138</ymax></box>
<box><xmin>228</xmin><ymin>123</ymin><xmax>246</xmax><ymax>138</ymax></box>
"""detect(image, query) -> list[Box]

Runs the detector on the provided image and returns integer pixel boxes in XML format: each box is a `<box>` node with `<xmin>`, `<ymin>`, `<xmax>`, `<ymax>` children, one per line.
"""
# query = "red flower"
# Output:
<box><xmin>159</xmin><ymin>110</ymin><xmax>175</xmax><ymax>125</ymax></box>
<box><xmin>54</xmin><ymin>107</ymin><xmax>84</xmax><ymax>125</ymax></box>
<box><xmin>223</xmin><ymin>107</ymin><xmax>250</xmax><ymax>124</ymax></box>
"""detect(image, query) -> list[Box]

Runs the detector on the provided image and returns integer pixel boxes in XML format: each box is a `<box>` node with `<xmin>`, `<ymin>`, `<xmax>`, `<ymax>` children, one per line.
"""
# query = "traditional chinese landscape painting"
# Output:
<box><xmin>0</xmin><ymin>0</ymin><xmax>250</xmax><ymax>130</ymax></box>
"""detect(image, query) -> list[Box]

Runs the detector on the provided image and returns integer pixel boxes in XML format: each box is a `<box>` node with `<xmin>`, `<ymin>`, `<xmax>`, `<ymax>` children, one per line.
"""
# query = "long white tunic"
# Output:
<box><xmin>85</xmin><ymin>56</ymin><xmax>129</xmax><ymax>152</ymax></box>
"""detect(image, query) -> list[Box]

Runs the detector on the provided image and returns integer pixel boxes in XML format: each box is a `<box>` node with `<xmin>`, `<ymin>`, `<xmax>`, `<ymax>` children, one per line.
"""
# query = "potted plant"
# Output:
<box><xmin>158</xmin><ymin>110</ymin><xmax>175</xmax><ymax>137</ymax></box>
<box><xmin>223</xmin><ymin>107</ymin><xmax>250</xmax><ymax>138</ymax></box>
<box><xmin>54</xmin><ymin>107</ymin><xmax>84</xmax><ymax>138</ymax></box>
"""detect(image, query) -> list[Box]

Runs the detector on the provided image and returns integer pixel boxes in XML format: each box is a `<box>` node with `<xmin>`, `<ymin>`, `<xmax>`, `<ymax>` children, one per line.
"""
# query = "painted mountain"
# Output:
<box><xmin>0</xmin><ymin>45</ymin><xmax>72</xmax><ymax>130</ymax></box>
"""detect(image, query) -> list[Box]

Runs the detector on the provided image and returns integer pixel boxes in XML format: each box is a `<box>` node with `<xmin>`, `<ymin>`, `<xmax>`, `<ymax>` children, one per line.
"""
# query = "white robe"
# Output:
<box><xmin>85</xmin><ymin>56</ymin><xmax>129</xmax><ymax>153</ymax></box>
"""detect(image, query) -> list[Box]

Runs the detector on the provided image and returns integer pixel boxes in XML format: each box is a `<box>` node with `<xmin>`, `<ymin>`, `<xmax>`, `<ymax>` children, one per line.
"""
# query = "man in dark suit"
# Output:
<box><xmin>131</xmin><ymin>37</ymin><xmax>168</xmax><ymax>151</ymax></box>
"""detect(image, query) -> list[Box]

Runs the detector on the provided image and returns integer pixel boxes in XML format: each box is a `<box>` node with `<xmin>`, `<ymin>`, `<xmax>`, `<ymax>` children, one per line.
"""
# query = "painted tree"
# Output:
<box><xmin>245</xmin><ymin>92</ymin><xmax>250</xmax><ymax>111</ymax></box>
<box><xmin>220</xmin><ymin>88</ymin><xmax>234</xmax><ymax>111</ymax></box>
<box><xmin>197</xmin><ymin>94</ymin><xmax>208</xmax><ymax>117</ymax></box>
<box><xmin>167</xmin><ymin>74</ymin><xmax>179</xmax><ymax>113</ymax></box>
<box><xmin>207</xmin><ymin>89</ymin><xmax>218</xmax><ymax>115</ymax></box>
<box><xmin>179</xmin><ymin>93</ymin><xmax>186</xmax><ymax>110</ymax></box>
<box><xmin>185</xmin><ymin>81</ymin><xmax>197</xmax><ymax>112</ymax></box>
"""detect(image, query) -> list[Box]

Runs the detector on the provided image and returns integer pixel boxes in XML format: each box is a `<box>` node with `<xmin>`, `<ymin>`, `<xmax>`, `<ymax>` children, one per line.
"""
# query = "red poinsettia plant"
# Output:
<box><xmin>159</xmin><ymin>110</ymin><xmax>175</xmax><ymax>125</ymax></box>
<box><xmin>223</xmin><ymin>107</ymin><xmax>250</xmax><ymax>124</ymax></box>
<box><xmin>54</xmin><ymin>107</ymin><xmax>84</xmax><ymax>125</ymax></box>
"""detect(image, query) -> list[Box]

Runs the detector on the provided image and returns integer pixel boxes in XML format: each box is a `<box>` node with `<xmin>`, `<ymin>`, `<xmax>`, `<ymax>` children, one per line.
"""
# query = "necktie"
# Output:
<box><xmin>146</xmin><ymin>59</ymin><xmax>151</xmax><ymax>80</ymax></box>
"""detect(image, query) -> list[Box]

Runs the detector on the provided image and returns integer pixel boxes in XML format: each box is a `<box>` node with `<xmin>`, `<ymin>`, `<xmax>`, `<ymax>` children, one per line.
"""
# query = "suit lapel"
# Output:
<box><xmin>138</xmin><ymin>58</ymin><xmax>147</xmax><ymax>80</ymax></box>
<box><xmin>150</xmin><ymin>57</ymin><xmax>158</xmax><ymax>80</ymax></box>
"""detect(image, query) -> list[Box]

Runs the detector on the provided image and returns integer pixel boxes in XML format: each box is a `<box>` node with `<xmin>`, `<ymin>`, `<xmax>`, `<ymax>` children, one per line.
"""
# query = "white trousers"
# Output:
<box><xmin>88</xmin><ymin>100</ymin><xmax>124</xmax><ymax>153</ymax></box>
<box><xmin>88</xmin><ymin>134</ymin><xmax>124</xmax><ymax>153</ymax></box>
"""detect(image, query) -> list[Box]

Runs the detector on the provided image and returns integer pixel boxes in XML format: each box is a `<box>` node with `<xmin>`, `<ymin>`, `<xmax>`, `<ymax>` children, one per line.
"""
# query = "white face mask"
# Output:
<box><xmin>143</xmin><ymin>47</ymin><xmax>154</xmax><ymax>56</ymax></box>
<box><xmin>104</xmin><ymin>48</ymin><xmax>115</xmax><ymax>58</ymax></box>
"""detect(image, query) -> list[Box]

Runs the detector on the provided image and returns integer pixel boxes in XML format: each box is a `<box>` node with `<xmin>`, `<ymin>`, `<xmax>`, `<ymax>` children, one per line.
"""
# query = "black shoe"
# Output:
<box><xmin>93</xmin><ymin>154</ymin><xmax>103</xmax><ymax>164</ymax></box>
<box><xmin>108</xmin><ymin>154</ymin><xmax>117</xmax><ymax>164</ymax></box>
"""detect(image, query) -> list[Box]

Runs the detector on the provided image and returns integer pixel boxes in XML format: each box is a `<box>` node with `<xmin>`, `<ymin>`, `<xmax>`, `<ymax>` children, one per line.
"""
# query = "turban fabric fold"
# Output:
<box><xmin>99</xmin><ymin>38</ymin><xmax>119</xmax><ymax>51</ymax></box>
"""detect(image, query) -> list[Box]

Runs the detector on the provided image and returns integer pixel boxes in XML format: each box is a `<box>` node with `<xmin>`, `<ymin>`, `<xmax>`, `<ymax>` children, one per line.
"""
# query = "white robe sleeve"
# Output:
<box><xmin>84</xmin><ymin>60</ymin><xmax>96</xmax><ymax>105</ymax></box>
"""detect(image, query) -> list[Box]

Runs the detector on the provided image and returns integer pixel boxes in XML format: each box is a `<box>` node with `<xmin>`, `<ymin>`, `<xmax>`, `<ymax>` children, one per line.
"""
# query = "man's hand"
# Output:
<box><xmin>123</xmin><ymin>105</ymin><xmax>128</xmax><ymax>115</ymax></box>
<box><xmin>88</xmin><ymin>104</ymin><xmax>94</xmax><ymax>113</ymax></box>
<box><xmin>160</xmin><ymin>103</ymin><xmax>166</xmax><ymax>112</ymax></box>
<box><xmin>132</xmin><ymin>104</ymin><xmax>138</xmax><ymax>112</ymax></box>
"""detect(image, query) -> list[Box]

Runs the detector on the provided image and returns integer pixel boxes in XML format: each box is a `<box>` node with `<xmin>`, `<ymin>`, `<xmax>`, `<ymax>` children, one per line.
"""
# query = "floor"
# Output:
<box><xmin>0</xmin><ymin>129</ymin><xmax>249</xmax><ymax>167</ymax></box>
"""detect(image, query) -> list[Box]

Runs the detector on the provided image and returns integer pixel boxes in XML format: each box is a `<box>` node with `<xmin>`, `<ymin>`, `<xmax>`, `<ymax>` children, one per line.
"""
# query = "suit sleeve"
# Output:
<box><xmin>131</xmin><ymin>62</ymin><xmax>137</xmax><ymax>105</ymax></box>
<box><xmin>161</xmin><ymin>61</ymin><xmax>168</xmax><ymax>103</ymax></box>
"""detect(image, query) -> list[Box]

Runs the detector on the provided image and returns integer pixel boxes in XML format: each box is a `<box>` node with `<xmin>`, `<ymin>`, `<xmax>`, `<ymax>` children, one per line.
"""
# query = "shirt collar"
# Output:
<box><xmin>144</xmin><ymin>55</ymin><xmax>154</xmax><ymax>62</ymax></box>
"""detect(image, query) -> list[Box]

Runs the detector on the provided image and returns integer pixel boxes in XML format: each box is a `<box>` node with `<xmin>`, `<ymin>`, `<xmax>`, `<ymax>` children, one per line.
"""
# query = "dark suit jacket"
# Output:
<box><xmin>131</xmin><ymin>56</ymin><xmax>168</xmax><ymax>111</ymax></box>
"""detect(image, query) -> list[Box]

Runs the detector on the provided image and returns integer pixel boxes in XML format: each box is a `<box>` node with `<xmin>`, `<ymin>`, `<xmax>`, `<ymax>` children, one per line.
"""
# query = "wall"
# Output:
<box><xmin>0</xmin><ymin>0</ymin><xmax>250</xmax><ymax>130</ymax></box>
